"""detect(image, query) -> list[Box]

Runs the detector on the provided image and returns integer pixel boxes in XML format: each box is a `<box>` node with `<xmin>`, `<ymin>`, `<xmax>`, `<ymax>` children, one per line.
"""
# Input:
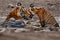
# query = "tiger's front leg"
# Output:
<box><xmin>40</xmin><ymin>21</ymin><xmax>45</xmax><ymax>28</ymax></box>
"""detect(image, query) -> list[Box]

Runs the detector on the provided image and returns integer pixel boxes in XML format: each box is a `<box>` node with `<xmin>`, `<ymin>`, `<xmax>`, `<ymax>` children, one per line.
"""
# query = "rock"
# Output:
<box><xmin>15</xmin><ymin>20</ymin><xmax>25</xmax><ymax>28</ymax></box>
<box><xmin>7</xmin><ymin>19</ymin><xmax>25</xmax><ymax>28</ymax></box>
<box><xmin>0</xmin><ymin>28</ymin><xmax>6</xmax><ymax>33</ymax></box>
<box><xmin>14</xmin><ymin>28</ymin><xmax>30</xmax><ymax>32</ymax></box>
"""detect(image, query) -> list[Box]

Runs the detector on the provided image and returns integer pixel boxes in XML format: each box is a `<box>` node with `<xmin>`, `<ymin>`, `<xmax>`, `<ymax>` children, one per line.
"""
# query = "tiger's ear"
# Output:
<box><xmin>8</xmin><ymin>6</ymin><xmax>15</xmax><ymax>8</ymax></box>
<box><xmin>7</xmin><ymin>4</ymin><xmax>15</xmax><ymax>8</ymax></box>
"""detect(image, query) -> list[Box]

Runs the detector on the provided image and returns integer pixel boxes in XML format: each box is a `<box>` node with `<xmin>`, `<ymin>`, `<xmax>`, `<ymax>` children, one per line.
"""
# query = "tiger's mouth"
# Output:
<box><xmin>20</xmin><ymin>10</ymin><xmax>34</xmax><ymax>20</ymax></box>
<box><xmin>22</xmin><ymin>16</ymin><xmax>32</xmax><ymax>20</ymax></box>
<box><xmin>22</xmin><ymin>16</ymin><xmax>29</xmax><ymax>20</ymax></box>
<box><xmin>22</xmin><ymin>14</ymin><xmax>34</xmax><ymax>20</ymax></box>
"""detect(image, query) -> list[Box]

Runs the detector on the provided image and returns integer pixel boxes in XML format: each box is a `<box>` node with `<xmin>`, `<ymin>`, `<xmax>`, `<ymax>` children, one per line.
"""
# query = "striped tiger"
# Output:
<box><xmin>22</xmin><ymin>9</ymin><xmax>34</xmax><ymax>20</ymax></box>
<box><xmin>44</xmin><ymin>9</ymin><xmax>59</xmax><ymax>27</ymax></box>
<box><xmin>6</xmin><ymin>6</ymin><xmax>23</xmax><ymax>20</ymax></box>
<box><xmin>1</xmin><ymin>3</ymin><xmax>24</xmax><ymax>27</ymax></box>
<box><xmin>29</xmin><ymin>7</ymin><xmax>59</xmax><ymax>30</ymax></box>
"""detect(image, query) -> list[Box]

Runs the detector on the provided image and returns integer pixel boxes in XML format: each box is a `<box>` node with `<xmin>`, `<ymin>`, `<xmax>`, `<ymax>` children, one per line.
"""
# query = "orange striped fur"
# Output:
<box><xmin>30</xmin><ymin>7</ymin><xmax>59</xmax><ymax>27</ymax></box>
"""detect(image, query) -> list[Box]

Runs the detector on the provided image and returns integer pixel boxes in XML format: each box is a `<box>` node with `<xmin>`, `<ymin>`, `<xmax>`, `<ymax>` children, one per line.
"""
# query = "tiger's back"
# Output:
<box><xmin>44</xmin><ymin>9</ymin><xmax>59</xmax><ymax>27</ymax></box>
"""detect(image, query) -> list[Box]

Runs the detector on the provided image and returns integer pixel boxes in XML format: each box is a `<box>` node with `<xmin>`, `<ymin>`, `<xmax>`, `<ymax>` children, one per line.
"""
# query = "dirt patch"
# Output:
<box><xmin>0</xmin><ymin>32</ymin><xmax>60</xmax><ymax>40</ymax></box>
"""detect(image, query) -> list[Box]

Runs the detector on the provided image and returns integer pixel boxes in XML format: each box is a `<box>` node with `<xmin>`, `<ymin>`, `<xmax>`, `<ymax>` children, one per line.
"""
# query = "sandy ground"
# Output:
<box><xmin>0</xmin><ymin>31</ymin><xmax>60</xmax><ymax>40</ymax></box>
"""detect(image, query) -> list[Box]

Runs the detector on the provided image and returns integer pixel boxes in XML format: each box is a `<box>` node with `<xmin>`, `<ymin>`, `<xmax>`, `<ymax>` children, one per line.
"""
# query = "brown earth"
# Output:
<box><xmin>0</xmin><ymin>32</ymin><xmax>60</xmax><ymax>40</ymax></box>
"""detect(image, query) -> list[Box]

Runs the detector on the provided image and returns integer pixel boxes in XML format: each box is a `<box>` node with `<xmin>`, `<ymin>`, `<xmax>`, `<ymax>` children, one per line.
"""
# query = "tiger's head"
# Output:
<box><xmin>21</xmin><ymin>9</ymin><xmax>34</xmax><ymax>20</ymax></box>
<box><xmin>21</xmin><ymin>4</ymin><xmax>40</xmax><ymax>20</ymax></box>
<box><xmin>16</xmin><ymin>2</ymin><xmax>33</xmax><ymax>20</ymax></box>
<box><xmin>21</xmin><ymin>4</ymin><xmax>39</xmax><ymax>20</ymax></box>
<box><xmin>16</xmin><ymin>2</ymin><xmax>24</xmax><ymax>12</ymax></box>
<box><xmin>29</xmin><ymin>3</ymin><xmax>42</xmax><ymax>14</ymax></box>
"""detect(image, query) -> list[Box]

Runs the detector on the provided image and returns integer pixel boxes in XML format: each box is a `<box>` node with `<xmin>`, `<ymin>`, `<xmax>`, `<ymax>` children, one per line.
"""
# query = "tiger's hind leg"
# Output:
<box><xmin>44</xmin><ymin>24</ymin><xmax>59</xmax><ymax>31</ymax></box>
<box><xmin>49</xmin><ymin>27</ymin><xmax>59</xmax><ymax>31</ymax></box>
<box><xmin>48</xmin><ymin>24</ymin><xmax>59</xmax><ymax>31</ymax></box>
<box><xmin>54</xmin><ymin>23</ymin><xmax>59</xmax><ymax>27</ymax></box>
<box><xmin>54</xmin><ymin>23</ymin><xmax>59</xmax><ymax>31</ymax></box>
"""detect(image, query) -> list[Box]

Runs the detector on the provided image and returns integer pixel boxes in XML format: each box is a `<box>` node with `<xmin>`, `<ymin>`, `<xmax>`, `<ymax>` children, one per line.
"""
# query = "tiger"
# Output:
<box><xmin>22</xmin><ymin>9</ymin><xmax>34</xmax><ymax>20</ymax></box>
<box><xmin>1</xmin><ymin>2</ymin><xmax>25</xmax><ymax>27</ymax></box>
<box><xmin>27</xmin><ymin>4</ymin><xmax>59</xmax><ymax>31</ymax></box>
